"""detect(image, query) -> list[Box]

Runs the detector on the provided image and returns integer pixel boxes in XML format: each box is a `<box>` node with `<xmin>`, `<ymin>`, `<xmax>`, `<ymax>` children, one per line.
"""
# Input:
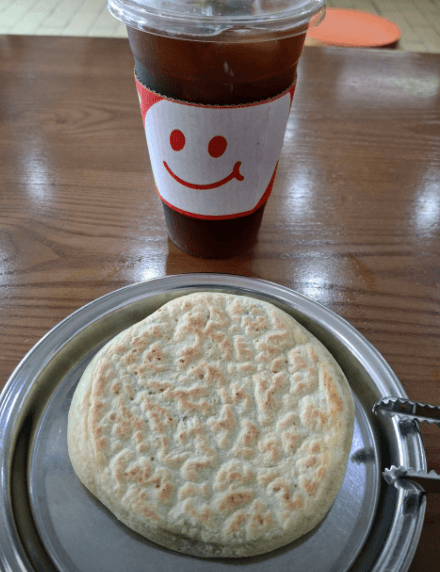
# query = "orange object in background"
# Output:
<box><xmin>307</xmin><ymin>8</ymin><xmax>401</xmax><ymax>48</ymax></box>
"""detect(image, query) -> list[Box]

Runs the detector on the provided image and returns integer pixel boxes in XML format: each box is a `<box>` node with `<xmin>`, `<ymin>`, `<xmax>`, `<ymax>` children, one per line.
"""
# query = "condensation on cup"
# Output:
<box><xmin>108</xmin><ymin>0</ymin><xmax>326</xmax><ymax>258</ymax></box>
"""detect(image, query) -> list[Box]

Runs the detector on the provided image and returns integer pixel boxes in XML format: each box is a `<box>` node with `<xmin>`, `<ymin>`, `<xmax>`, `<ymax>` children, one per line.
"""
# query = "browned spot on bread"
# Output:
<box><xmin>132</xmin><ymin>415</ymin><xmax>146</xmax><ymax>432</ymax></box>
<box><xmin>131</xmin><ymin>330</ymin><xmax>152</xmax><ymax>351</ymax></box>
<box><xmin>255</xmin><ymin>375</ymin><xmax>268</xmax><ymax>393</ymax></box>
<box><xmin>96</xmin><ymin>437</ymin><xmax>107</xmax><ymax>450</ymax></box>
<box><xmin>179</xmin><ymin>483</ymin><xmax>201</xmax><ymax>500</ymax></box>
<box><xmin>203</xmin><ymin>306</ymin><xmax>229</xmax><ymax>334</ymax></box>
<box><xmin>307</xmin><ymin>345</ymin><xmax>318</xmax><ymax>363</ymax></box>
<box><xmin>111</xmin><ymin>381</ymin><xmax>121</xmax><ymax>396</ymax></box>
<box><xmin>182</xmin><ymin>457</ymin><xmax>216</xmax><ymax>482</ymax></box>
<box><xmin>300</xmin><ymin>455</ymin><xmax>317</xmax><ymax>469</ymax></box>
<box><xmin>230</xmin><ymin>385</ymin><xmax>253</xmax><ymax>411</ymax></box>
<box><xmin>286</xmin><ymin>492</ymin><xmax>304</xmax><ymax>511</ymax></box>
<box><xmin>217</xmin><ymin>491</ymin><xmax>254</xmax><ymax>512</ymax></box>
<box><xmin>137</xmin><ymin>504</ymin><xmax>163</xmax><ymax>522</ymax></box>
<box><xmin>123</xmin><ymin>382</ymin><xmax>135</xmax><ymax>401</ymax></box>
<box><xmin>208</xmin><ymin>330</ymin><xmax>232</xmax><ymax>359</ymax></box>
<box><xmin>111</xmin><ymin>449</ymin><xmax>134</xmax><ymax>488</ymax></box>
<box><xmin>145</xmin><ymin>409</ymin><xmax>165</xmax><ymax>436</ymax></box>
<box><xmin>209</xmin><ymin>404</ymin><xmax>236</xmax><ymax>448</ymax></box>
<box><xmin>224</xmin><ymin>510</ymin><xmax>248</xmax><ymax>537</ymax></box>
<box><xmin>257</xmin><ymin>469</ymin><xmax>280</xmax><ymax>488</ymax></box>
<box><xmin>219</xmin><ymin>387</ymin><xmax>232</xmax><ymax>404</ymax></box>
<box><xmin>148</xmin><ymin>380</ymin><xmax>172</xmax><ymax>393</ymax></box>
<box><xmin>247</xmin><ymin>503</ymin><xmax>275</xmax><ymax>539</ymax></box>
<box><xmin>210</xmin><ymin>405</ymin><xmax>235</xmax><ymax>432</ymax></box>
<box><xmin>240</xmin><ymin>420</ymin><xmax>259</xmax><ymax>447</ymax></box>
<box><xmin>259</xmin><ymin>435</ymin><xmax>283</xmax><ymax>463</ymax></box>
<box><xmin>301</xmin><ymin>478</ymin><xmax>318</xmax><ymax>496</ymax></box>
<box><xmin>172</xmin><ymin>385</ymin><xmax>209</xmax><ymax>399</ymax></box>
<box><xmin>165</xmin><ymin>385</ymin><xmax>214</xmax><ymax>416</ymax></box>
<box><xmin>281</xmin><ymin>431</ymin><xmax>301</xmax><ymax>453</ymax></box>
<box><xmin>256</xmin><ymin>339</ymin><xmax>282</xmax><ymax>357</ymax></box>
<box><xmin>160</xmin><ymin>452</ymin><xmax>190</xmax><ymax>469</ymax></box>
<box><xmin>114</xmin><ymin>418</ymin><xmax>131</xmax><ymax>440</ymax></box>
<box><xmin>273</xmin><ymin>481</ymin><xmax>297</xmax><ymax>506</ymax></box>
<box><xmin>270</xmin><ymin>479</ymin><xmax>304</xmax><ymax>511</ymax></box>
<box><xmin>177</xmin><ymin>341</ymin><xmax>201</xmax><ymax>368</ymax></box>
<box><xmin>255</xmin><ymin>372</ymin><xmax>289</xmax><ymax>419</ymax></box>
<box><xmin>292</xmin><ymin>368</ymin><xmax>319</xmax><ymax>397</ymax></box>
<box><xmin>256</xmin><ymin>352</ymin><xmax>269</xmax><ymax>363</ymax></box>
<box><xmin>322</xmin><ymin>368</ymin><xmax>344</xmax><ymax>414</ymax></box>
<box><xmin>243</xmin><ymin>315</ymin><xmax>269</xmax><ymax>337</ymax></box>
<box><xmin>234</xmin><ymin>335</ymin><xmax>253</xmax><ymax>361</ymax></box>
<box><xmin>228</xmin><ymin>298</ymin><xmax>245</xmax><ymax>318</ymax></box>
<box><xmin>182</xmin><ymin>499</ymin><xmax>216</xmax><ymax>528</ymax></box>
<box><xmin>288</xmin><ymin>348</ymin><xmax>307</xmax><ymax>369</ymax></box>
<box><xmin>311</xmin><ymin>441</ymin><xmax>321</xmax><ymax>454</ymax></box>
<box><xmin>188</xmin><ymin>361</ymin><xmax>227</xmax><ymax>386</ymax></box>
<box><xmin>277</xmin><ymin>412</ymin><xmax>298</xmax><ymax>430</ymax></box>
<box><xmin>134</xmin><ymin>430</ymin><xmax>143</xmax><ymax>444</ymax></box>
<box><xmin>232</xmin><ymin>446</ymin><xmax>256</xmax><ymax>459</ymax></box>
<box><xmin>237</xmin><ymin>362</ymin><xmax>256</xmax><ymax>373</ymax></box>
<box><xmin>271</xmin><ymin>357</ymin><xmax>286</xmax><ymax>373</ymax></box>
<box><xmin>158</xmin><ymin>481</ymin><xmax>174</xmax><ymax>503</ymax></box>
<box><xmin>176</xmin><ymin>311</ymin><xmax>207</xmax><ymax>337</ymax></box>
<box><xmin>199</xmin><ymin>507</ymin><xmax>213</xmax><ymax>522</ymax></box>
<box><xmin>301</xmin><ymin>403</ymin><xmax>328</xmax><ymax>430</ymax></box>
<box><xmin>92</xmin><ymin>361</ymin><xmax>112</xmax><ymax>396</ymax></box>
<box><xmin>266</xmin><ymin>332</ymin><xmax>291</xmax><ymax>348</ymax></box>
<box><xmin>214</xmin><ymin>462</ymin><xmax>255</xmax><ymax>491</ymax></box>
<box><xmin>124</xmin><ymin>460</ymin><xmax>152</xmax><ymax>485</ymax></box>
<box><xmin>123</xmin><ymin>349</ymin><xmax>137</xmax><ymax>366</ymax></box>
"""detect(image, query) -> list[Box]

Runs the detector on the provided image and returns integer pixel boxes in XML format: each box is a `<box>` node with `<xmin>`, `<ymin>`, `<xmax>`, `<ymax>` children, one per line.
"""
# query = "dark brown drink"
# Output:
<box><xmin>128</xmin><ymin>29</ymin><xmax>306</xmax><ymax>258</ymax></box>
<box><xmin>109</xmin><ymin>0</ymin><xmax>325</xmax><ymax>258</ymax></box>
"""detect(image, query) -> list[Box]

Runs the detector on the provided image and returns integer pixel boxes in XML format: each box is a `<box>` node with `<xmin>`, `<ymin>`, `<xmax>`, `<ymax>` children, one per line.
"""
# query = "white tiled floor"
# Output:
<box><xmin>0</xmin><ymin>0</ymin><xmax>127</xmax><ymax>37</ymax></box>
<box><xmin>1</xmin><ymin>0</ymin><xmax>440</xmax><ymax>52</ymax></box>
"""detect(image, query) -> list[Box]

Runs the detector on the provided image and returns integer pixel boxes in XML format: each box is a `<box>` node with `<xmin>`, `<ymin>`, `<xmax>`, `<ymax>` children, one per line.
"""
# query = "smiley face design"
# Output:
<box><xmin>164</xmin><ymin>131</ymin><xmax>244</xmax><ymax>190</ymax></box>
<box><xmin>143</xmin><ymin>93</ymin><xmax>292</xmax><ymax>218</ymax></box>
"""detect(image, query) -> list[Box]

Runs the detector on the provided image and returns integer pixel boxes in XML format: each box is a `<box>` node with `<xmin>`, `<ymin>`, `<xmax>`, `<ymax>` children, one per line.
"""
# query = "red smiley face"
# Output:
<box><xmin>165</xmin><ymin>129</ymin><xmax>242</xmax><ymax>190</ymax></box>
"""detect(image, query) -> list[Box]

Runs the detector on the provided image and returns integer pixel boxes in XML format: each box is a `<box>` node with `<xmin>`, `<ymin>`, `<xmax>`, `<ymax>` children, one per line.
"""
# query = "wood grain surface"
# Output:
<box><xmin>0</xmin><ymin>35</ymin><xmax>439</xmax><ymax>570</ymax></box>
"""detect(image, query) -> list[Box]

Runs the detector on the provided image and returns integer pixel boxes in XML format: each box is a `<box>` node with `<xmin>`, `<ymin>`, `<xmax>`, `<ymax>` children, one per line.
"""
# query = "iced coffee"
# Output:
<box><xmin>108</xmin><ymin>0</ymin><xmax>326</xmax><ymax>258</ymax></box>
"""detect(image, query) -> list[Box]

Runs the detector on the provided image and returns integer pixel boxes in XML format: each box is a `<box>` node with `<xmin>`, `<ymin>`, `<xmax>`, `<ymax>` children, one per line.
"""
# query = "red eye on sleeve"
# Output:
<box><xmin>208</xmin><ymin>136</ymin><xmax>227</xmax><ymax>158</ymax></box>
<box><xmin>170</xmin><ymin>129</ymin><xmax>185</xmax><ymax>151</ymax></box>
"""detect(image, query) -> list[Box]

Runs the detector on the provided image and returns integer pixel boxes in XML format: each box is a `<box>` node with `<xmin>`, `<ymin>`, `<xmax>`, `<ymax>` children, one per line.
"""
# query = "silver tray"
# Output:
<box><xmin>0</xmin><ymin>274</ymin><xmax>427</xmax><ymax>572</ymax></box>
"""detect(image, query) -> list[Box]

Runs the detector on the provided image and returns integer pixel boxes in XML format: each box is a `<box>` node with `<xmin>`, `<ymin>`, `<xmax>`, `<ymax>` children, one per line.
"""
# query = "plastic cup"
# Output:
<box><xmin>108</xmin><ymin>0</ymin><xmax>326</xmax><ymax>258</ymax></box>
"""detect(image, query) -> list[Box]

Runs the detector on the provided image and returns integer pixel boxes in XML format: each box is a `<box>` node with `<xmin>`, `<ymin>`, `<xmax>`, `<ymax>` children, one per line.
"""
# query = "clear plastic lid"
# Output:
<box><xmin>108</xmin><ymin>0</ymin><xmax>326</xmax><ymax>41</ymax></box>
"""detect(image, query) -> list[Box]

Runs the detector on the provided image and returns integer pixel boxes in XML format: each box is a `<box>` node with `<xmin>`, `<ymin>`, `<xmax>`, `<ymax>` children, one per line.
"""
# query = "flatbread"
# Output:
<box><xmin>67</xmin><ymin>292</ymin><xmax>354</xmax><ymax>558</ymax></box>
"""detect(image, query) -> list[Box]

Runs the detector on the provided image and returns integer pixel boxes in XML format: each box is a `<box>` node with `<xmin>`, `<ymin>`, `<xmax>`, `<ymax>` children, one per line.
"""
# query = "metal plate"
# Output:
<box><xmin>0</xmin><ymin>274</ymin><xmax>427</xmax><ymax>572</ymax></box>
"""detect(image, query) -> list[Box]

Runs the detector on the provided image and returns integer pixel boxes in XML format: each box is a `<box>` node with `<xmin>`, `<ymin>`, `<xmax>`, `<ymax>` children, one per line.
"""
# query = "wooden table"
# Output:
<box><xmin>1</xmin><ymin>35</ymin><xmax>439</xmax><ymax>570</ymax></box>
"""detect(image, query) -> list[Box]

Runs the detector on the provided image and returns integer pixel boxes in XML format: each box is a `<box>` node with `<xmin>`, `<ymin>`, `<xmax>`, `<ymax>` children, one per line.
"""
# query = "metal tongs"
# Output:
<box><xmin>373</xmin><ymin>397</ymin><xmax>440</xmax><ymax>494</ymax></box>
